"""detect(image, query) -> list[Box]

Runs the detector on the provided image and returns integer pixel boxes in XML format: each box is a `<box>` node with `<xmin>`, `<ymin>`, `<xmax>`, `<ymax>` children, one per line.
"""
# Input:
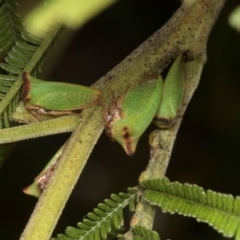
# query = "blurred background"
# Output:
<box><xmin>0</xmin><ymin>0</ymin><xmax>240</xmax><ymax>239</ymax></box>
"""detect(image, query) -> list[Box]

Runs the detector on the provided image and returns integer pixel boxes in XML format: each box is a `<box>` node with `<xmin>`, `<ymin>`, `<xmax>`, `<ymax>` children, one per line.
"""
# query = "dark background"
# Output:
<box><xmin>1</xmin><ymin>1</ymin><xmax>240</xmax><ymax>239</ymax></box>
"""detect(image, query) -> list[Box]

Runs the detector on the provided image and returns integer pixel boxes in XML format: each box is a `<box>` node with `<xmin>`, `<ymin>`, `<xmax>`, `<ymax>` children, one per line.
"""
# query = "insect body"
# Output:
<box><xmin>104</xmin><ymin>54</ymin><xmax>185</xmax><ymax>155</ymax></box>
<box><xmin>23</xmin><ymin>147</ymin><xmax>63</xmax><ymax>198</ymax></box>
<box><xmin>153</xmin><ymin>55</ymin><xmax>184</xmax><ymax>128</ymax></box>
<box><xmin>22</xmin><ymin>72</ymin><xmax>102</xmax><ymax>116</ymax></box>
<box><xmin>104</xmin><ymin>76</ymin><xmax>163</xmax><ymax>156</ymax></box>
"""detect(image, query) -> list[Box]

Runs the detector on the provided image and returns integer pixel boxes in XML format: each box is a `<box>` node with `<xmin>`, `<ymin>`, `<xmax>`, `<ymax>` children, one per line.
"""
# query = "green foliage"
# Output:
<box><xmin>0</xmin><ymin>0</ymin><xmax>22</xmax><ymax>56</ymax></box>
<box><xmin>132</xmin><ymin>225</ymin><xmax>160</xmax><ymax>240</ymax></box>
<box><xmin>0</xmin><ymin>0</ymin><xmax>25</xmax><ymax>128</ymax></box>
<box><xmin>0</xmin><ymin>33</ymin><xmax>41</xmax><ymax>128</ymax></box>
<box><xmin>51</xmin><ymin>192</ymin><xmax>135</xmax><ymax>240</ymax></box>
<box><xmin>0</xmin><ymin>25</ymin><xmax>64</xmax><ymax>128</ymax></box>
<box><xmin>141</xmin><ymin>177</ymin><xmax>240</xmax><ymax>239</ymax></box>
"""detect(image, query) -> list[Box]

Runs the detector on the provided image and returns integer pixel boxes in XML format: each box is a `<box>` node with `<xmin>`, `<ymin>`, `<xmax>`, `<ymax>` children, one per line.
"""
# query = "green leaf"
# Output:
<box><xmin>132</xmin><ymin>225</ymin><xmax>160</xmax><ymax>240</ymax></box>
<box><xmin>0</xmin><ymin>0</ymin><xmax>22</xmax><ymax>56</ymax></box>
<box><xmin>141</xmin><ymin>177</ymin><xmax>240</xmax><ymax>239</ymax></box>
<box><xmin>0</xmin><ymin>25</ymin><xmax>63</xmax><ymax>128</ymax></box>
<box><xmin>51</xmin><ymin>192</ymin><xmax>135</xmax><ymax>240</ymax></box>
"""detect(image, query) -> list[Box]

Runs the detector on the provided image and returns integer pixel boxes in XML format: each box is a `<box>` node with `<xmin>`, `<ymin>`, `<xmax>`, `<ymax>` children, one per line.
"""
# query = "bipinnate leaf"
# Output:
<box><xmin>132</xmin><ymin>225</ymin><xmax>160</xmax><ymax>240</ymax></box>
<box><xmin>0</xmin><ymin>0</ymin><xmax>22</xmax><ymax>56</ymax></box>
<box><xmin>141</xmin><ymin>177</ymin><xmax>240</xmax><ymax>239</ymax></box>
<box><xmin>0</xmin><ymin>26</ymin><xmax>63</xmax><ymax>128</ymax></box>
<box><xmin>51</xmin><ymin>192</ymin><xmax>135</xmax><ymax>240</ymax></box>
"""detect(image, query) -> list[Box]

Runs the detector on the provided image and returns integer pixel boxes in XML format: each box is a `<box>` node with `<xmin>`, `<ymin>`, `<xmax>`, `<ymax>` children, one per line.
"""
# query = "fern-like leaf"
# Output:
<box><xmin>51</xmin><ymin>192</ymin><xmax>135</xmax><ymax>240</ymax></box>
<box><xmin>0</xmin><ymin>35</ymin><xmax>41</xmax><ymax>128</ymax></box>
<box><xmin>141</xmin><ymin>177</ymin><xmax>240</xmax><ymax>239</ymax></box>
<box><xmin>131</xmin><ymin>225</ymin><xmax>160</xmax><ymax>240</ymax></box>
<box><xmin>0</xmin><ymin>24</ymin><xmax>63</xmax><ymax>128</ymax></box>
<box><xmin>0</xmin><ymin>0</ymin><xmax>22</xmax><ymax>56</ymax></box>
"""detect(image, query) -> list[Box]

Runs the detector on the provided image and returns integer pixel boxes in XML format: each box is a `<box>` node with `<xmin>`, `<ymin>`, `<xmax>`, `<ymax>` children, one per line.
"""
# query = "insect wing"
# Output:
<box><xmin>22</xmin><ymin>72</ymin><xmax>102</xmax><ymax>111</ymax></box>
<box><xmin>110</xmin><ymin>76</ymin><xmax>163</xmax><ymax>156</ymax></box>
<box><xmin>154</xmin><ymin>55</ymin><xmax>184</xmax><ymax>128</ymax></box>
<box><xmin>23</xmin><ymin>147</ymin><xmax>63</xmax><ymax>198</ymax></box>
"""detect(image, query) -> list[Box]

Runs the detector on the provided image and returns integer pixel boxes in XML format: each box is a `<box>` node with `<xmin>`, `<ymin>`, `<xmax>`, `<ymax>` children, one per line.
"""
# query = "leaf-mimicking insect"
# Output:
<box><xmin>22</xmin><ymin>71</ymin><xmax>102</xmax><ymax>117</ymax></box>
<box><xmin>103</xmin><ymin>54</ymin><xmax>185</xmax><ymax>155</ymax></box>
<box><xmin>104</xmin><ymin>75</ymin><xmax>163</xmax><ymax>156</ymax></box>
<box><xmin>23</xmin><ymin>147</ymin><xmax>63</xmax><ymax>198</ymax></box>
<box><xmin>153</xmin><ymin>54</ymin><xmax>184</xmax><ymax>128</ymax></box>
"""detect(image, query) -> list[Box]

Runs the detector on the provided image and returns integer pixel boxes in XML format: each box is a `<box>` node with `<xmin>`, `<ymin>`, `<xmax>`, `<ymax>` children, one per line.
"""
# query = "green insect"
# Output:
<box><xmin>104</xmin><ymin>75</ymin><xmax>163</xmax><ymax>156</ymax></box>
<box><xmin>22</xmin><ymin>72</ymin><xmax>102</xmax><ymax>117</ymax></box>
<box><xmin>153</xmin><ymin>54</ymin><xmax>184</xmax><ymax>128</ymax></box>
<box><xmin>23</xmin><ymin>147</ymin><xmax>63</xmax><ymax>198</ymax></box>
<box><xmin>104</xmin><ymin>54</ymin><xmax>185</xmax><ymax>155</ymax></box>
